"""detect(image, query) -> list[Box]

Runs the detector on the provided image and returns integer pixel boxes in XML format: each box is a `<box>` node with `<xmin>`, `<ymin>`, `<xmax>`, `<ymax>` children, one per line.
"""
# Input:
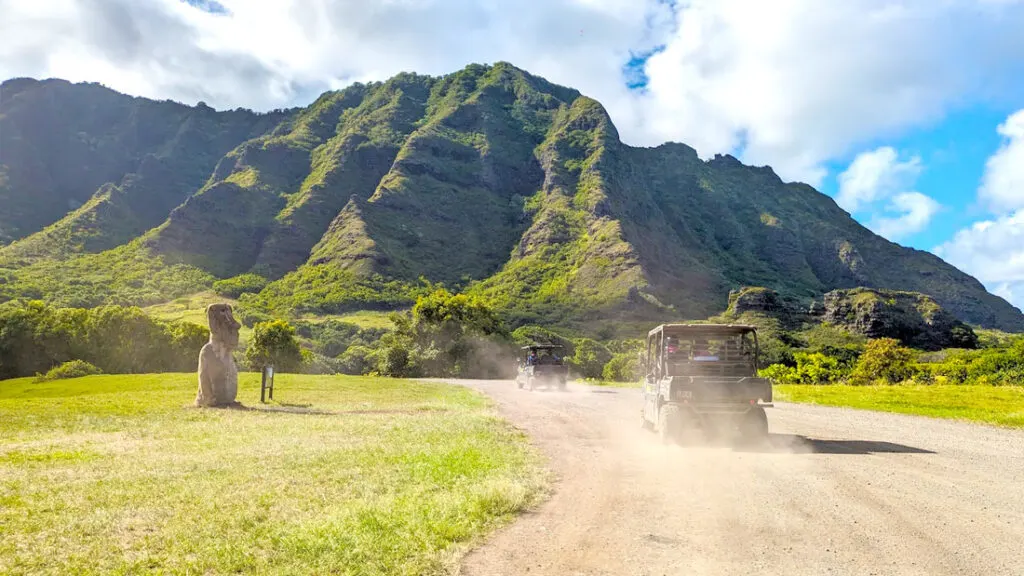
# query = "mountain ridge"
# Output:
<box><xmin>1</xmin><ymin>63</ymin><xmax>1021</xmax><ymax>332</ymax></box>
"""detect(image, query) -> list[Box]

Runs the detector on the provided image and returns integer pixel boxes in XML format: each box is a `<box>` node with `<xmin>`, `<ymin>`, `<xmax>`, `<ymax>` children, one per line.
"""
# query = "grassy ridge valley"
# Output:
<box><xmin>1</xmin><ymin>62</ymin><xmax>1021</xmax><ymax>334</ymax></box>
<box><xmin>1</xmin><ymin>62</ymin><xmax>1022</xmax><ymax>388</ymax></box>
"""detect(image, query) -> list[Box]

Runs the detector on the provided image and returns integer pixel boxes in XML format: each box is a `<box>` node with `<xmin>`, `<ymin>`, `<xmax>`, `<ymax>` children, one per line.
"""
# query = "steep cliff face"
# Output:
<box><xmin>1</xmin><ymin>64</ymin><xmax>1021</xmax><ymax>331</ymax></box>
<box><xmin>0</xmin><ymin>78</ymin><xmax>286</xmax><ymax>257</ymax></box>
<box><xmin>821</xmin><ymin>288</ymin><xmax>979</xmax><ymax>351</ymax></box>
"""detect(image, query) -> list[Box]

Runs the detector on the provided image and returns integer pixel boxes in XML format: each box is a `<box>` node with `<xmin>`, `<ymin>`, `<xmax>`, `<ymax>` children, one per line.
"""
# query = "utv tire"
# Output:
<box><xmin>516</xmin><ymin>378</ymin><xmax>524</xmax><ymax>389</ymax></box>
<box><xmin>558</xmin><ymin>379</ymin><xmax>567</xmax><ymax>391</ymax></box>
<box><xmin>658</xmin><ymin>404</ymin><xmax>682</xmax><ymax>445</ymax></box>
<box><xmin>527</xmin><ymin>377</ymin><xmax>535</xmax><ymax>392</ymax></box>
<box><xmin>640</xmin><ymin>410</ymin><xmax>654</xmax><ymax>431</ymax></box>
<box><xmin>740</xmin><ymin>406</ymin><xmax>769</xmax><ymax>444</ymax></box>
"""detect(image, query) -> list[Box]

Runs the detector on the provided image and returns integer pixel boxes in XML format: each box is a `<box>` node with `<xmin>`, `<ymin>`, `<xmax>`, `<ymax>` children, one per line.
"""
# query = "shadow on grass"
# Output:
<box><xmin>188</xmin><ymin>402</ymin><xmax>445</xmax><ymax>417</ymax></box>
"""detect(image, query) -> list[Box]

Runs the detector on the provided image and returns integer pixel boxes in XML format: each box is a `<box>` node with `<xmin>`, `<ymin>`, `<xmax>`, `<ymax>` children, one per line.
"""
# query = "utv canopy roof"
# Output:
<box><xmin>648</xmin><ymin>323</ymin><xmax>758</xmax><ymax>338</ymax></box>
<box><xmin>521</xmin><ymin>344</ymin><xmax>565</xmax><ymax>350</ymax></box>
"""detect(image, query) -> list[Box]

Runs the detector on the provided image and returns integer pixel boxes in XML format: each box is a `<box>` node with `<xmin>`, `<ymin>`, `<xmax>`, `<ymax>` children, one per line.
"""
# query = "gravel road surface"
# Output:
<box><xmin>452</xmin><ymin>380</ymin><xmax>1024</xmax><ymax>576</ymax></box>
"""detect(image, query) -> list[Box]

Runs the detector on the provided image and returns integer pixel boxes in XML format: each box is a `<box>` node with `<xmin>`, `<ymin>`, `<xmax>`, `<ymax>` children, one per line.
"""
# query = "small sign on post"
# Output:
<box><xmin>260</xmin><ymin>365</ymin><xmax>275</xmax><ymax>403</ymax></box>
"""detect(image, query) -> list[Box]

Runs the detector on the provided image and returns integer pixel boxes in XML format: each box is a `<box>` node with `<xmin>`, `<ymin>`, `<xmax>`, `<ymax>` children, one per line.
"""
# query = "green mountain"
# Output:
<box><xmin>1</xmin><ymin>63</ymin><xmax>1021</xmax><ymax>332</ymax></box>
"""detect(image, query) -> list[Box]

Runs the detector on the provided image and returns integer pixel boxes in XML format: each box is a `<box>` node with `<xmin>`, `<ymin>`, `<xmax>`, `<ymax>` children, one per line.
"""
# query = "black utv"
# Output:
<box><xmin>639</xmin><ymin>324</ymin><xmax>773</xmax><ymax>444</ymax></box>
<box><xmin>515</xmin><ymin>345</ymin><xmax>569</xmax><ymax>391</ymax></box>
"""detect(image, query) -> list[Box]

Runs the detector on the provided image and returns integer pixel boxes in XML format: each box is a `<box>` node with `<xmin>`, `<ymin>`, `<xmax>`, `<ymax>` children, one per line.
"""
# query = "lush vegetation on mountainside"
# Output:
<box><xmin>1</xmin><ymin>64</ymin><xmax>1021</xmax><ymax>332</ymax></box>
<box><xmin>0</xmin><ymin>78</ymin><xmax>288</xmax><ymax>255</ymax></box>
<box><xmin>0</xmin><ymin>374</ymin><xmax>545</xmax><ymax>574</ymax></box>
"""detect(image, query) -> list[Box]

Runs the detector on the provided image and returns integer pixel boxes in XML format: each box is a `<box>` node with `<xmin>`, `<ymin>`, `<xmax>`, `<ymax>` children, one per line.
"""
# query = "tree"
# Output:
<box><xmin>602</xmin><ymin>353</ymin><xmax>639</xmax><ymax>382</ymax></box>
<box><xmin>570</xmin><ymin>338</ymin><xmax>611</xmax><ymax>379</ymax></box>
<box><xmin>397</xmin><ymin>289</ymin><xmax>510</xmax><ymax>377</ymax></box>
<box><xmin>849</xmin><ymin>338</ymin><xmax>917</xmax><ymax>385</ymax></box>
<box><xmin>245</xmin><ymin>320</ymin><xmax>302</xmax><ymax>373</ymax></box>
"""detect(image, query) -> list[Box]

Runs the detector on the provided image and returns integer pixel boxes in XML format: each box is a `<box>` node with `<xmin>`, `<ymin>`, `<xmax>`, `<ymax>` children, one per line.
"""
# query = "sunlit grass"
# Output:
<box><xmin>143</xmin><ymin>291</ymin><xmax>253</xmax><ymax>345</ymax></box>
<box><xmin>775</xmin><ymin>384</ymin><xmax>1024</xmax><ymax>428</ymax></box>
<box><xmin>0</xmin><ymin>374</ymin><xmax>546</xmax><ymax>575</ymax></box>
<box><xmin>582</xmin><ymin>379</ymin><xmax>641</xmax><ymax>389</ymax></box>
<box><xmin>301</xmin><ymin>309</ymin><xmax>399</xmax><ymax>330</ymax></box>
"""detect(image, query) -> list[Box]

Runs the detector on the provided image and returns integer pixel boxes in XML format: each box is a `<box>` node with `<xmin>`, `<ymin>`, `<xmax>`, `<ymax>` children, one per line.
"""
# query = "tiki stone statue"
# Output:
<box><xmin>195</xmin><ymin>303</ymin><xmax>240</xmax><ymax>407</ymax></box>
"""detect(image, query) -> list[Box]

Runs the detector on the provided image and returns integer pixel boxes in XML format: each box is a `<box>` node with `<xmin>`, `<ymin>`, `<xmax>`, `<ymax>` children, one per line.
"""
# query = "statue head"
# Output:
<box><xmin>207</xmin><ymin>303</ymin><xmax>241</xmax><ymax>349</ymax></box>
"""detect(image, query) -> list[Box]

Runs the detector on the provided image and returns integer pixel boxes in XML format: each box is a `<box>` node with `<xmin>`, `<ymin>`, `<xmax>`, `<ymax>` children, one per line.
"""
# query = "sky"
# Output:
<box><xmin>1</xmin><ymin>0</ymin><xmax>1023</xmax><ymax>308</ymax></box>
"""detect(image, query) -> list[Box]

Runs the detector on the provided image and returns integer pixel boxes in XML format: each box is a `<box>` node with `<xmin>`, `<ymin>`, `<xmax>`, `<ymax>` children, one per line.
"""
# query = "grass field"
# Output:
<box><xmin>300</xmin><ymin>310</ymin><xmax>399</xmax><ymax>330</ymax></box>
<box><xmin>584</xmin><ymin>379</ymin><xmax>641</xmax><ymax>388</ymax></box>
<box><xmin>144</xmin><ymin>291</ymin><xmax>254</xmax><ymax>346</ymax></box>
<box><xmin>775</xmin><ymin>384</ymin><xmax>1024</xmax><ymax>428</ymax></box>
<box><xmin>0</xmin><ymin>374</ymin><xmax>546</xmax><ymax>575</ymax></box>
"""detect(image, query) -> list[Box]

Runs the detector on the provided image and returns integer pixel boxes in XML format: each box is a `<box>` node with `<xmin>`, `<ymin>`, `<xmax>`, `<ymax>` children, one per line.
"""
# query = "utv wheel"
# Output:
<box><xmin>527</xmin><ymin>378</ymin><xmax>535</xmax><ymax>392</ymax></box>
<box><xmin>516</xmin><ymin>379</ymin><xmax>524</xmax><ymax>389</ymax></box>
<box><xmin>658</xmin><ymin>404</ymin><xmax>682</xmax><ymax>445</ymax></box>
<box><xmin>640</xmin><ymin>410</ymin><xmax>654</xmax><ymax>431</ymax></box>
<box><xmin>740</xmin><ymin>406</ymin><xmax>769</xmax><ymax>444</ymax></box>
<box><xmin>558</xmin><ymin>379</ymin><xmax>567</xmax><ymax>391</ymax></box>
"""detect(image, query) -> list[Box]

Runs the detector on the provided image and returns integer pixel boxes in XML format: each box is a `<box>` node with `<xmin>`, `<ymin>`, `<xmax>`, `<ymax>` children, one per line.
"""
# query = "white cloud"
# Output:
<box><xmin>978</xmin><ymin>109</ymin><xmax>1024</xmax><ymax>213</ymax></box>
<box><xmin>635</xmin><ymin>0</ymin><xmax>1024</xmax><ymax>184</ymax></box>
<box><xmin>832</xmin><ymin>146</ymin><xmax>940</xmax><ymax>242</ymax></box>
<box><xmin>836</xmin><ymin>147</ymin><xmax>922</xmax><ymax>213</ymax></box>
<box><xmin>1</xmin><ymin>0</ymin><xmax>1024</xmax><ymax>186</ymax></box>
<box><xmin>934</xmin><ymin>108</ymin><xmax>1024</xmax><ymax>309</ymax></box>
<box><xmin>868</xmin><ymin>191</ymin><xmax>942</xmax><ymax>241</ymax></box>
<box><xmin>934</xmin><ymin>210</ymin><xmax>1024</xmax><ymax>308</ymax></box>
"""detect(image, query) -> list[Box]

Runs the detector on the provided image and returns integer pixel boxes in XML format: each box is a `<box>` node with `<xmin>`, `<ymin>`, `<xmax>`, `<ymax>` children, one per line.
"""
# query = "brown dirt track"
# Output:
<box><xmin>450</xmin><ymin>380</ymin><xmax>1024</xmax><ymax>576</ymax></box>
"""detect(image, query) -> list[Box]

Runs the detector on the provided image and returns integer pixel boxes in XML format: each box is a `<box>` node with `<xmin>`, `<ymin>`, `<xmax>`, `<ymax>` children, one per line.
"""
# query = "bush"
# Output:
<box><xmin>926</xmin><ymin>337</ymin><xmax>1024</xmax><ymax>386</ymax></box>
<box><xmin>338</xmin><ymin>345</ymin><xmax>375</xmax><ymax>375</ymax></box>
<box><xmin>213</xmin><ymin>274</ymin><xmax>269</xmax><ymax>298</ymax></box>
<box><xmin>35</xmin><ymin>360</ymin><xmax>103</xmax><ymax>382</ymax></box>
<box><xmin>293</xmin><ymin>319</ymin><xmax>386</xmax><ymax>359</ymax></box>
<box><xmin>300</xmin><ymin>349</ymin><xmax>345</xmax><ymax>375</ymax></box>
<box><xmin>569</xmin><ymin>338</ymin><xmax>611</xmax><ymax>379</ymax></box>
<box><xmin>849</xmin><ymin>338</ymin><xmax>917</xmax><ymax>385</ymax></box>
<box><xmin>759</xmin><ymin>352</ymin><xmax>848</xmax><ymax>385</ymax></box>
<box><xmin>602</xmin><ymin>352</ymin><xmax>639</xmax><ymax>382</ymax></box>
<box><xmin>244</xmin><ymin>320</ymin><xmax>302</xmax><ymax>373</ymax></box>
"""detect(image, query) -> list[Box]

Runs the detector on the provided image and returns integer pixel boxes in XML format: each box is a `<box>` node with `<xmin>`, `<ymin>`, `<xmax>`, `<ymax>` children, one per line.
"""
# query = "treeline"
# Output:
<box><xmin>0</xmin><ymin>290</ymin><xmax>648</xmax><ymax>382</ymax></box>
<box><xmin>0</xmin><ymin>300</ymin><xmax>208</xmax><ymax>380</ymax></box>
<box><xmin>18</xmin><ymin>288</ymin><xmax>1021</xmax><ymax>387</ymax></box>
<box><xmin>760</xmin><ymin>334</ymin><xmax>1024</xmax><ymax>386</ymax></box>
<box><xmin>240</xmin><ymin>290</ymin><xmax>643</xmax><ymax>381</ymax></box>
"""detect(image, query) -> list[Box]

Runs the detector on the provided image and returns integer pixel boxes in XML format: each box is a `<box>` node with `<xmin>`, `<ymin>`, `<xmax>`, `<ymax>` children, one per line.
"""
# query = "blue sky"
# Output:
<box><xmin>818</xmin><ymin>105</ymin><xmax>1012</xmax><ymax>251</ymax></box>
<box><xmin>2</xmin><ymin>0</ymin><xmax>1023</xmax><ymax>307</ymax></box>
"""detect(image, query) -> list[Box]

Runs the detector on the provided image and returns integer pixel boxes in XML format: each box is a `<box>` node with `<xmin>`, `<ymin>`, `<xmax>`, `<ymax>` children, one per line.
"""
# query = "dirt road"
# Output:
<box><xmin>453</xmin><ymin>380</ymin><xmax>1024</xmax><ymax>576</ymax></box>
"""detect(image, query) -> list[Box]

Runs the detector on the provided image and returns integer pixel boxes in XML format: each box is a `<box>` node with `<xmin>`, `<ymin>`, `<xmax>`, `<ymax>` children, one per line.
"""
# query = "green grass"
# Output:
<box><xmin>0</xmin><ymin>374</ymin><xmax>546</xmax><ymax>575</ymax></box>
<box><xmin>143</xmin><ymin>291</ymin><xmax>253</xmax><ymax>346</ymax></box>
<box><xmin>775</xmin><ymin>384</ymin><xmax>1024</xmax><ymax>428</ymax></box>
<box><xmin>143</xmin><ymin>290</ymin><xmax>236</xmax><ymax>325</ymax></box>
<box><xmin>582</xmin><ymin>379</ymin><xmax>641</xmax><ymax>389</ymax></box>
<box><xmin>302</xmin><ymin>309</ymin><xmax>399</xmax><ymax>330</ymax></box>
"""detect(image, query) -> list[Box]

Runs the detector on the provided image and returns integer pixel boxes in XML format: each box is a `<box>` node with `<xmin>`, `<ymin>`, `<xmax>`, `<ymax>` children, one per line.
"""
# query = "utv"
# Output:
<box><xmin>639</xmin><ymin>324</ymin><xmax>773</xmax><ymax>444</ymax></box>
<box><xmin>515</xmin><ymin>345</ymin><xmax>569</xmax><ymax>391</ymax></box>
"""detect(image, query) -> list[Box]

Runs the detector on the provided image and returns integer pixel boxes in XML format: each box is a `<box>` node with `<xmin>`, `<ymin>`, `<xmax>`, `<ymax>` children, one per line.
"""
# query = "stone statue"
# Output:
<box><xmin>195</xmin><ymin>303</ymin><xmax>241</xmax><ymax>407</ymax></box>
